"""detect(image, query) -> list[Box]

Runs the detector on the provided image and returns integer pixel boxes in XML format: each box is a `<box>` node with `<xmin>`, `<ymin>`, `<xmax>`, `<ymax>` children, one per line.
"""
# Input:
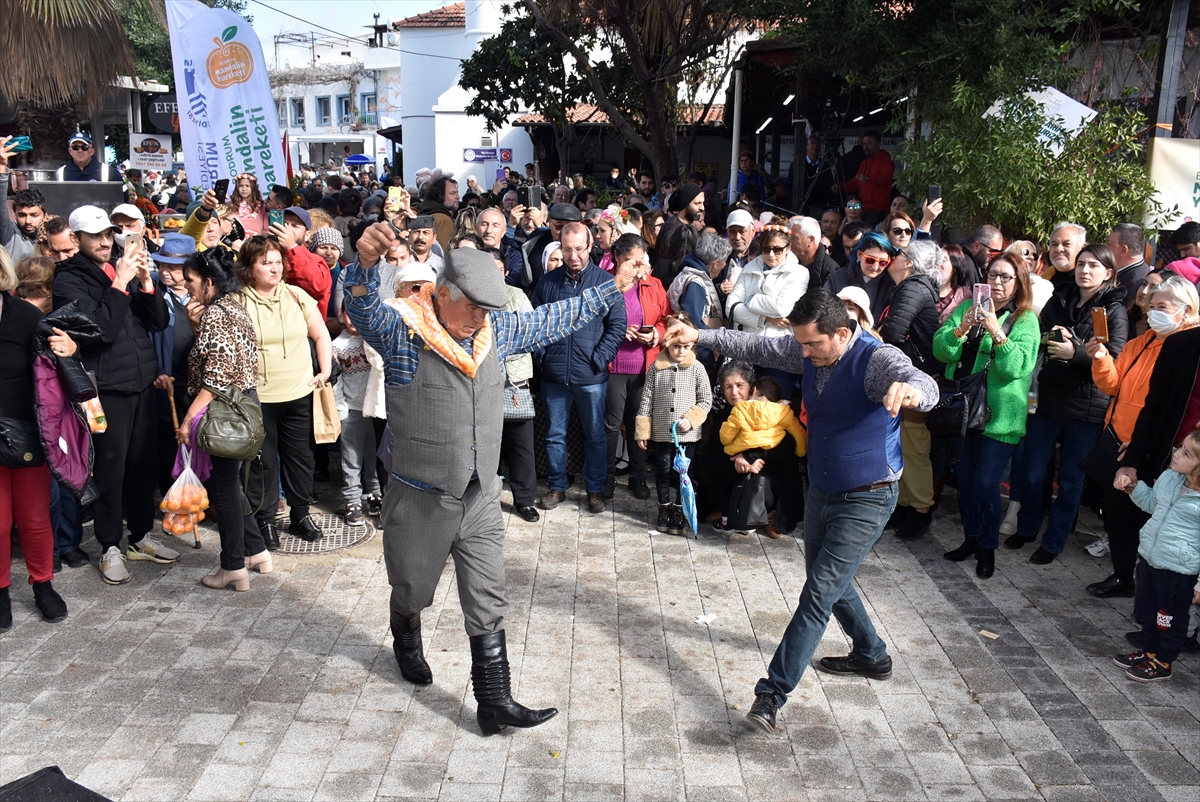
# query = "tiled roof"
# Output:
<box><xmin>393</xmin><ymin>2</ymin><xmax>465</xmax><ymax>28</ymax></box>
<box><xmin>515</xmin><ymin>103</ymin><xmax>726</xmax><ymax>125</ymax></box>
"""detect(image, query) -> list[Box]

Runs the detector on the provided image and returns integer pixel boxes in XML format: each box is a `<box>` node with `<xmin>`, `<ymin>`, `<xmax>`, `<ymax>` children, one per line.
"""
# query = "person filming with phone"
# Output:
<box><xmin>1009</xmin><ymin>243</ymin><xmax>1129</xmax><ymax>566</ymax></box>
<box><xmin>53</xmin><ymin>206</ymin><xmax>174</xmax><ymax>586</ymax></box>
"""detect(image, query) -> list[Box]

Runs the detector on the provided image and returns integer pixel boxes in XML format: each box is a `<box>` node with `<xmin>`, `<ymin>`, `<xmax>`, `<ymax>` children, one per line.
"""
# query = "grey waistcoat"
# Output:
<box><xmin>385</xmin><ymin>340</ymin><xmax>503</xmax><ymax>500</ymax></box>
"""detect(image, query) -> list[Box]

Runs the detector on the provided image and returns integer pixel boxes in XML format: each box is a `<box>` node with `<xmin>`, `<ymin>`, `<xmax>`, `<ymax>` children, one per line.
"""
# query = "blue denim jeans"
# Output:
<box><xmin>1014</xmin><ymin>416</ymin><xmax>1100</xmax><ymax>554</ymax></box>
<box><xmin>755</xmin><ymin>481</ymin><xmax>895</xmax><ymax>705</ymax></box>
<box><xmin>956</xmin><ymin>434</ymin><xmax>1017</xmax><ymax>550</ymax></box>
<box><xmin>542</xmin><ymin>380</ymin><xmax>608</xmax><ymax>494</ymax></box>
<box><xmin>48</xmin><ymin>477</ymin><xmax>83</xmax><ymax>556</ymax></box>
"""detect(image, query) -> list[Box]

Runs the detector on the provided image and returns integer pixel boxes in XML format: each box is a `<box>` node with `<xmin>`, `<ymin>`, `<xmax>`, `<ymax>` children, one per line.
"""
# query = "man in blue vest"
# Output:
<box><xmin>665</xmin><ymin>289</ymin><xmax>938</xmax><ymax>732</ymax></box>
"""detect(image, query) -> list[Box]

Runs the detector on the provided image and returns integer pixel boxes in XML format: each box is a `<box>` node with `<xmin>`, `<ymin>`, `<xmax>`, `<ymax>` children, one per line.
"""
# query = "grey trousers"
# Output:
<box><xmin>340</xmin><ymin>408</ymin><xmax>381</xmax><ymax>506</ymax></box>
<box><xmin>380</xmin><ymin>476</ymin><xmax>508</xmax><ymax>637</ymax></box>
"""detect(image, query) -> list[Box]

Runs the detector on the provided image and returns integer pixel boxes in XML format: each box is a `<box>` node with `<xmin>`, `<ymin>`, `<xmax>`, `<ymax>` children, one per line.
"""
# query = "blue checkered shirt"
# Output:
<box><xmin>341</xmin><ymin>258</ymin><xmax>623</xmax><ymax>387</ymax></box>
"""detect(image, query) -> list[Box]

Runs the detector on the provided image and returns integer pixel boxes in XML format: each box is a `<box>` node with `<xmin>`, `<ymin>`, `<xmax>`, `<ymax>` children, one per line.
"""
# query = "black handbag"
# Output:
<box><xmin>1079</xmin><ymin>424</ymin><xmax>1122</xmax><ymax>487</ymax></box>
<box><xmin>926</xmin><ymin>314</ymin><xmax>1016</xmax><ymax>439</ymax></box>
<box><xmin>0</xmin><ymin>417</ymin><xmax>45</xmax><ymax>468</ymax></box>
<box><xmin>197</xmin><ymin>385</ymin><xmax>265</xmax><ymax>461</ymax></box>
<box><xmin>727</xmin><ymin>472</ymin><xmax>770</xmax><ymax>530</ymax></box>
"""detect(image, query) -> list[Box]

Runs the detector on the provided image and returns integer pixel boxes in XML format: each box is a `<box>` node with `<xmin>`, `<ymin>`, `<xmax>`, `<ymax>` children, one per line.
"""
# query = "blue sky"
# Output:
<box><xmin>241</xmin><ymin>0</ymin><xmax>444</xmax><ymax>63</ymax></box>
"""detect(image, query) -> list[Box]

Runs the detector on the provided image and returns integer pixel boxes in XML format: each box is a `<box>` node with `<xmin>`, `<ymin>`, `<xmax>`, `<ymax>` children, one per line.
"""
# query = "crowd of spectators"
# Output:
<box><xmin>2</xmin><ymin>128</ymin><xmax>1198</xmax><ymax>684</ymax></box>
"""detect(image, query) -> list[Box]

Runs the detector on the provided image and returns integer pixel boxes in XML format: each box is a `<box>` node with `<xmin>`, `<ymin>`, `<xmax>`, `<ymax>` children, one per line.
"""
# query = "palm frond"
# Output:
<box><xmin>0</xmin><ymin>0</ymin><xmax>139</xmax><ymax>114</ymax></box>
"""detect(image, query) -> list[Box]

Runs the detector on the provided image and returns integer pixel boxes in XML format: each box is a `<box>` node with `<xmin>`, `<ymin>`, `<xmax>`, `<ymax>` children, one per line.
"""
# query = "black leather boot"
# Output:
<box><xmin>943</xmin><ymin>538</ymin><xmax>978</xmax><ymax>562</ymax></box>
<box><xmin>975</xmin><ymin>548</ymin><xmax>995</xmax><ymax>579</ymax></box>
<box><xmin>391</xmin><ymin>611</ymin><xmax>432</xmax><ymax>685</ymax></box>
<box><xmin>260</xmin><ymin>521</ymin><xmax>280</xmax><ymax>551</ymax></box>
<box><xmin>0</xmin><ymin>586</ymin><xmax>11</xmax><ymax>632</ymax></box>
<box><xmin>469</xmin><ymin>630</ymin><xmax>557</xmax><ymax>735</ymax></box>
<box><xmin>33</xmin><ymin>580</ymin><xmax>67</xmax><ymax>622</ymax></box>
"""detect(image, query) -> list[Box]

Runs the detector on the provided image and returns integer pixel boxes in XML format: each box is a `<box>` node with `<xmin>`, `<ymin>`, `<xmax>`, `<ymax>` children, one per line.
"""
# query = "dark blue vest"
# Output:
<box><xmin>803</xmin><ymin>330</ymin><xmax>903</xmax><ymax>494</ymax></box>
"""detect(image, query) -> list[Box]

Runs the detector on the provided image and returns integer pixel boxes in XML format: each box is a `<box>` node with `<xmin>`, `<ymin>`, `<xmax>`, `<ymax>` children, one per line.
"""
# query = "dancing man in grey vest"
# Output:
<box><xmin>344</xmin><ymin>223</ymin><xmax>624</xmax><ymax>735</ymax></box>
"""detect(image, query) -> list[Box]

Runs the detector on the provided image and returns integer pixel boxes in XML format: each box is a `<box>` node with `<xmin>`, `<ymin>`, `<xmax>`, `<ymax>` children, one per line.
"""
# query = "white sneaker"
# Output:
<box><xmin>1084</xmin><ymin>537</ymin><xmax>1110</xmax><ymax>557</ymax></box>
<box><xmin>999</xmin><ymin>501</ymin><xmax>1021</xmax><ymax>535</ymax></box>
<box><xmin>99</xmin><ymin>546</ymin><xmax>131</xmax><ymax>585</ymax></box>
<box><xmin>127</xmin><ymin>537</ymin><xmax>180</xmax><ymax>564</ymax></box>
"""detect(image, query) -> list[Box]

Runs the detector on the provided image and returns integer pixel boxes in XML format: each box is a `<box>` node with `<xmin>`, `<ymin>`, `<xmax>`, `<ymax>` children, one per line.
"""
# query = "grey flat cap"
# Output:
<box><xmin>548</xmin><ymin>203</ymin><xmax>582</xmax><ymax>222</ymax></box>
<box><xmin>442</xmin><ymin>247</ymin><xmax>509</xmax><ymax>311</ymax></box>
<box><xmin>409</xmin><ymin>215</ymin><xmax>436</xmax><ymax>229</ymax></box>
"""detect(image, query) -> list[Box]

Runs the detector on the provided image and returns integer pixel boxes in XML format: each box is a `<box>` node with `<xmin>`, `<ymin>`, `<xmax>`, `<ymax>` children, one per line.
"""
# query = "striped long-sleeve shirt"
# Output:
<box><xmin>342</xmin><ymin>258</ymin><xmax>623</xmax><ymax>385</ymax></box>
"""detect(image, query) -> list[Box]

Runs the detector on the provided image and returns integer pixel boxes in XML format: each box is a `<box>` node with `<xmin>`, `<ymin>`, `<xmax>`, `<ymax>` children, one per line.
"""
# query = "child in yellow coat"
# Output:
<box><xmin>720</xmin><ymin>376</ymin><xmax>807</xmax><ymax>461</ymax></box>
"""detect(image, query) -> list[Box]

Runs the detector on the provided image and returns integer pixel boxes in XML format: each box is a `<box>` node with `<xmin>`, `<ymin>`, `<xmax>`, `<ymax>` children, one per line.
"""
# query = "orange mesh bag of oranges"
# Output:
<box><xmin>161</xmin><ymin>445</ymin><xmax>209</xmax><ymax>540</ymax></box>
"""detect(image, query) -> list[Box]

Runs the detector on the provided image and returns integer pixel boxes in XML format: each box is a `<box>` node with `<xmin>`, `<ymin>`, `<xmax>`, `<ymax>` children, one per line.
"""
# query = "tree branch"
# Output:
<box><xmin>524</xmin><ymin>0</ymin><xmax>653</xmax><ymax>157</ymax></box>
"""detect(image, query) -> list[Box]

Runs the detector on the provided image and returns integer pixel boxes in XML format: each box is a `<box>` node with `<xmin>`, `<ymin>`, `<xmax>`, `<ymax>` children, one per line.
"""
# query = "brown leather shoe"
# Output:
<box><xmin>587</xmin><ymin>493</ymin><xmax>605</xmax><ymax>514</ymax></box>
<box><xmin>765</xmin><ymin>524</ymin><xmax>782</xmax><ymax>539</ymax></box>
<box><xmin>540</xmin><ymin>490</ymin><xmax>566</xmax><ymax>510</ymax></box>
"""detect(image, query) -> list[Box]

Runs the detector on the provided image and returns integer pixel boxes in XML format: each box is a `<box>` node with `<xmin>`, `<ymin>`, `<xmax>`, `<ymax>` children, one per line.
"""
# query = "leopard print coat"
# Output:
<box><xmin>188</xmin><ymin>294</ymin><xmax>258</xmax><ymax>396</ymax></box>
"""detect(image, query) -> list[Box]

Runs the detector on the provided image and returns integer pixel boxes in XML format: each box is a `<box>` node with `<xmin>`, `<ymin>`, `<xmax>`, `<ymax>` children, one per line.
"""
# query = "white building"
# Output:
<box><xmin>393</xmin><ymin>1</ymin><xmax>534</xmax><ymax>187</ymax></box>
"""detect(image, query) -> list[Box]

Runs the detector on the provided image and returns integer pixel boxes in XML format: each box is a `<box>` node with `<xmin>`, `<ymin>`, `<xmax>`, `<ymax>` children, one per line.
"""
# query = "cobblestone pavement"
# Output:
<box><xmin>1</xmin><ymin>480</ymin><xmax>1197</xmax><ymax>801</ymax></box>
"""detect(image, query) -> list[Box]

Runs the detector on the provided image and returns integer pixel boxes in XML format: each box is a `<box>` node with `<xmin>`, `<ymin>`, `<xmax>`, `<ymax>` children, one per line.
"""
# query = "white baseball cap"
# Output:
<box><xmin>726</xmin><ymin>209</ymin><xmax>753</xmax><ymax>229</ymax></box>
<box><xmin>837</xmin><ymin>286</ymin><xmax>874</xmax><ymax>328</ymax></box>
<box><xmin>68</xmin><ymin>205</ymin><xmax>120</xmax><ymax>235</ymax></box>
<box><xmin>110</xmin><ymin>203</ymin><xmax>145</xmax><ymax>223</ymax></box>
<box><xmin>395</xmin><ymin>261</ymin><xmax>437</xmax><ymax>285</ymax></box>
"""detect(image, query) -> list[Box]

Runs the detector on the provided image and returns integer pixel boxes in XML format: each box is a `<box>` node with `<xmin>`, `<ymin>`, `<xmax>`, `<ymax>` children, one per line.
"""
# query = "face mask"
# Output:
<box><xmin>1147</xmin><ymin>309</ymin><xmax>1181</xmax><ymax>335</ymax></box>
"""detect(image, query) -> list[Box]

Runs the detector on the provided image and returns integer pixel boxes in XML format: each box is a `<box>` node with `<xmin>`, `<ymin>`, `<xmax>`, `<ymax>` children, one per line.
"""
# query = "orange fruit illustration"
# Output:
<box><xmin>206</xmin><ymin>26</ymin><xmax>254</xmax><ymax>89</ymax></box>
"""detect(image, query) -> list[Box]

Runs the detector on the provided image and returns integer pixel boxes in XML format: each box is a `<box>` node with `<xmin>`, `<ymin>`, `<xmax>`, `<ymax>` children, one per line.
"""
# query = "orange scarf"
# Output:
<box><xmin>387</xmin><ymin>284</ymin><xmax>492</xmax><ymax>378</ymax></box>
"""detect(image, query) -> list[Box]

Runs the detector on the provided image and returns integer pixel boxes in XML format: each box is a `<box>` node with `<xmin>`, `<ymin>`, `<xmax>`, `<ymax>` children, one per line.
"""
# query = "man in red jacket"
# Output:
<box><xmin>268</xmin><ymin>205</ymin><xmax>332</xmax><ymax>311</ymax></box>
<box><xmin>840</xmin><ymin>131</ymin><xmax>894</xmax><ymax>226</ymax></box>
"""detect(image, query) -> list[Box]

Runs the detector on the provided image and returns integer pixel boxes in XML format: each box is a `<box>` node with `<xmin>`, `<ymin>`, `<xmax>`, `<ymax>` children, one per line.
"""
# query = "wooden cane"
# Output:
<box><xmin>167</xmin><ymin>379</ymin><xmax>201</xmax><ymax>550</ymax></box>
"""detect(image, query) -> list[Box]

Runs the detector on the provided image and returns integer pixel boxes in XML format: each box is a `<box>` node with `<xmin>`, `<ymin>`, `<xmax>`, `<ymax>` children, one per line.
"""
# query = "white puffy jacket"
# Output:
<box><xmin>724</xmin><ymin>251</ymin><xmax>809</xmax><ymax>337</ymax></box>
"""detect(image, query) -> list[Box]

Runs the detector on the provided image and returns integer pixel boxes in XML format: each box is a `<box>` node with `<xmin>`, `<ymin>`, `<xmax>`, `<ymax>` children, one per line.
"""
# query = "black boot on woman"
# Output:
<box><xmin>944</xmin><ymin>538</ymin><xmax>978</xmax><ymax>562</ymax></box>
<box><xmin>975</xmin><ymin>548</ymin><xmax>995</xmax><ymax>579</ymax></box>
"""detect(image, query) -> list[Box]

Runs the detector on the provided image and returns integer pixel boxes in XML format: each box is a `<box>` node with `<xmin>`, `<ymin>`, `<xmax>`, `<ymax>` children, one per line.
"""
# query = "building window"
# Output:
<box><xmin>290</xmin><ymin>98</ymin><xmax>305</xmax><ymax>128</ymax></box>
<box><xmin>276</xmin><ymin>99</ymin><xmax>287</xmax><ymax>127</ymax></box>
<box><xmin>360</xmin><ymin>93</ymin><xmax>377</xmax><ymax>125</ymax></box>
<box><xmin>337</xmin><ymin>95</ymin><xmax>351</xmax><ymax>124</ymax></box>
<box><xmin>316</xmin><ymin>96</ymin><xmax>331</xmax><ymax>126</ymax></box>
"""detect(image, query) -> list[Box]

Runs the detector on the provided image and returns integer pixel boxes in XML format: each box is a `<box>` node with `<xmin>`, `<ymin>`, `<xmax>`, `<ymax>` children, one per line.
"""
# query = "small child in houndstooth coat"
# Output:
<box><xmin>635</xmin><ymin>313</ymin><xmax>712</xmax><ymax>535</ymax></box>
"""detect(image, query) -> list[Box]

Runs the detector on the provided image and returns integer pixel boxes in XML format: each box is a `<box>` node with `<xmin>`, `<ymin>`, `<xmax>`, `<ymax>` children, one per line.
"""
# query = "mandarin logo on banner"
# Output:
<box><xmin>166</xmin><ymin>0</ymin><xmax>284</xmax><ymax>192</ymax></box>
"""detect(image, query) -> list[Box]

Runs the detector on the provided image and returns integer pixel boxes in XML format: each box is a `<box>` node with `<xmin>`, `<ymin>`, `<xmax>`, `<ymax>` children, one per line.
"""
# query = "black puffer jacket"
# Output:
<box><xmin>802</xmin><ymin>244</ymin><xmax>840</xmax><ymax>289</ymax></box>
<box><xmin>824</xmin><ymin>258</ymin><xmax>896</xmax><ymax>322</ymax></box>
<box><xmin>878</xmin><ymin>274</ymin><xmax>941</xmax><ymax>376</ymax></box>
<box><xmin>52</xmin><ymin>254</ymin><xmax>168</xmax><ymax>394</ymax></box>
<box><xmin>1036</xmin><ymin>283</ymin><xmax>1129</xmax><ymax>424</ymax></box>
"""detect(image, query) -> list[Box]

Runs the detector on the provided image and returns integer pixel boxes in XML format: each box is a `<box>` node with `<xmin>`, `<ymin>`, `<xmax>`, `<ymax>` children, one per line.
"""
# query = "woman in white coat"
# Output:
<box><xmin>724</xmin><ymin>223</ymin><xmax>809</xmax><ymax>393</ymax></box>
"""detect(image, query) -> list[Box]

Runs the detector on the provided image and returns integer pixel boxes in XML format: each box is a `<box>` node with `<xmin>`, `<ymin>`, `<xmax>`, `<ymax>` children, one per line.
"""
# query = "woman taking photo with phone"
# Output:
<box><xmin>1009</xmin><ymin>243</ymin><xmax>1129</xmax><ymax>565</ymax></box>
<box><xmin>934</xmin><ymin>253</ymin><xmax>1041</xmax><ymax>577</ymax></box>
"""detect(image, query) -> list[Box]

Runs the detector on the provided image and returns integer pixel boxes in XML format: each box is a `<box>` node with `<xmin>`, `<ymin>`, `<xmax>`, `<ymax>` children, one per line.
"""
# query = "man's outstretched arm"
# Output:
<box><xmin>493</xmin><ymin>282</ymin><xmax>623</xmax><ymax>360</ymax></box>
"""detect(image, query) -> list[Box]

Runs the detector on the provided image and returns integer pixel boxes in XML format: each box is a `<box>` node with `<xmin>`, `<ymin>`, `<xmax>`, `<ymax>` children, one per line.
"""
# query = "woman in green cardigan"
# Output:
<box><xmin>933</xmin><ymin>253</ymin><xmax>1041</xmax><ymax>578</ymax></box>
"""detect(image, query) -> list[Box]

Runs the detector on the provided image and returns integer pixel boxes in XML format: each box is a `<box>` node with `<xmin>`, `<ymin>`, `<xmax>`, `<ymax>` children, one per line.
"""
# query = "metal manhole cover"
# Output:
<box><xmin>272</xmin><ymin>513</ymin><xmax>375</xmax><ymax>554</ymax></box>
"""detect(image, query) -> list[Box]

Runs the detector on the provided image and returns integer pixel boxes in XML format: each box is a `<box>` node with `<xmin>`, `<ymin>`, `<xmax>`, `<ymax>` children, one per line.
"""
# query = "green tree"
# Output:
<box><xmin>459</xmin><ymin>7</ymin><xmax>595</xmax><ymax>180</ymax></box>
<box><xmin>899</xmin><ymin>85</ymin><xmax>1169</xmax><ymax>238</ymax></box>
<box><xmin>753</xmin><ymin>0</ymin><xmax>1164</xmax><ymax>235</ymax></box>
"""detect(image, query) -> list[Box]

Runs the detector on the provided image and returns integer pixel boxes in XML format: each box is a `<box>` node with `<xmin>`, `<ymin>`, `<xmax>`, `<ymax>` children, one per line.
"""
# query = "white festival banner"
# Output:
<box><xmin>167</xmin><ymin>0</ymin><xmax>284</xmax><ymax>193</ymax></box>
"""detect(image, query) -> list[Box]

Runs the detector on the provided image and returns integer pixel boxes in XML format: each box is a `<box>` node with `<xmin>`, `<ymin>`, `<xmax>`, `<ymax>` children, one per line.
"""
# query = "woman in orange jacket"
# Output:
<box><xmin>1084</xmin><ymin>275</ymin><xmax>1199</xmax><ymax>598</ymax></box>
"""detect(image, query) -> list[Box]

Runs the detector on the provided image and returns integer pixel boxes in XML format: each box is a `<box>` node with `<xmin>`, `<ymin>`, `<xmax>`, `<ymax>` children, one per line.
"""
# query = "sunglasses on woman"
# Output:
<box><xmin>860</xmin><ymin>254</ymin><xmax>891</xmax><ymax>268</ymax></box>
<box><xmin>846</xmin><ymin>203</ymin><xmax>862</xmax><ymax>211</ymax></box>
<box><xmin>763</xmin><ymin>245</ymin><xmax>789</xmax><ymax>255</ymax></box>
<box><xmin>890</xmin><ymin>227</ymin><xmax>912</xmax><ymax>236</ymax></box>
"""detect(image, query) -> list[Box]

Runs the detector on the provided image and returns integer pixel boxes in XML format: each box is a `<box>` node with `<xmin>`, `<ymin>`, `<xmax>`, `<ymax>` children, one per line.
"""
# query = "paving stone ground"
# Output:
<box><xmin>2</xmin><ymin>476</ymin><xmax>1197</xmax><ymax>801</ymax></box>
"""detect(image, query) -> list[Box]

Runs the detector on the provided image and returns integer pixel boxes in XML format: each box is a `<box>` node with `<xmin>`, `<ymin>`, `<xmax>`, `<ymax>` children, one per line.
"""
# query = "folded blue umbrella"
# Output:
<box><xmin>672</xmin><ymin>421</ymin><xmax>698</xmax><ymax>537</ymax></box>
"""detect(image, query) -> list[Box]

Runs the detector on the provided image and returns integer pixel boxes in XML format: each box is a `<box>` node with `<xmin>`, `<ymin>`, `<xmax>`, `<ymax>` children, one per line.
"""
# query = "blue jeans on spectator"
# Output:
<box><xmin>755</xmin><ymin>481</ymin><xmax>895</xmax><ymax>705</ymax></box>
<box><xmin>543</xmin><ymin>380</ymin><xmax>608</xmax><ymax>494</ymax></box>
<box><xmin>48</xmin><ymin>477</ymin><xmax>84</xmax><ymax>556</ymax></box>
<box><xmin>1014</xmin><ymin>415</ymin><xmax>1101</xmax><ymax>554</ymax></box>
<box><xmin>956</xmin><ymin>434</ymin><xmax>1017</xmax><ymax>550</ymax></box>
